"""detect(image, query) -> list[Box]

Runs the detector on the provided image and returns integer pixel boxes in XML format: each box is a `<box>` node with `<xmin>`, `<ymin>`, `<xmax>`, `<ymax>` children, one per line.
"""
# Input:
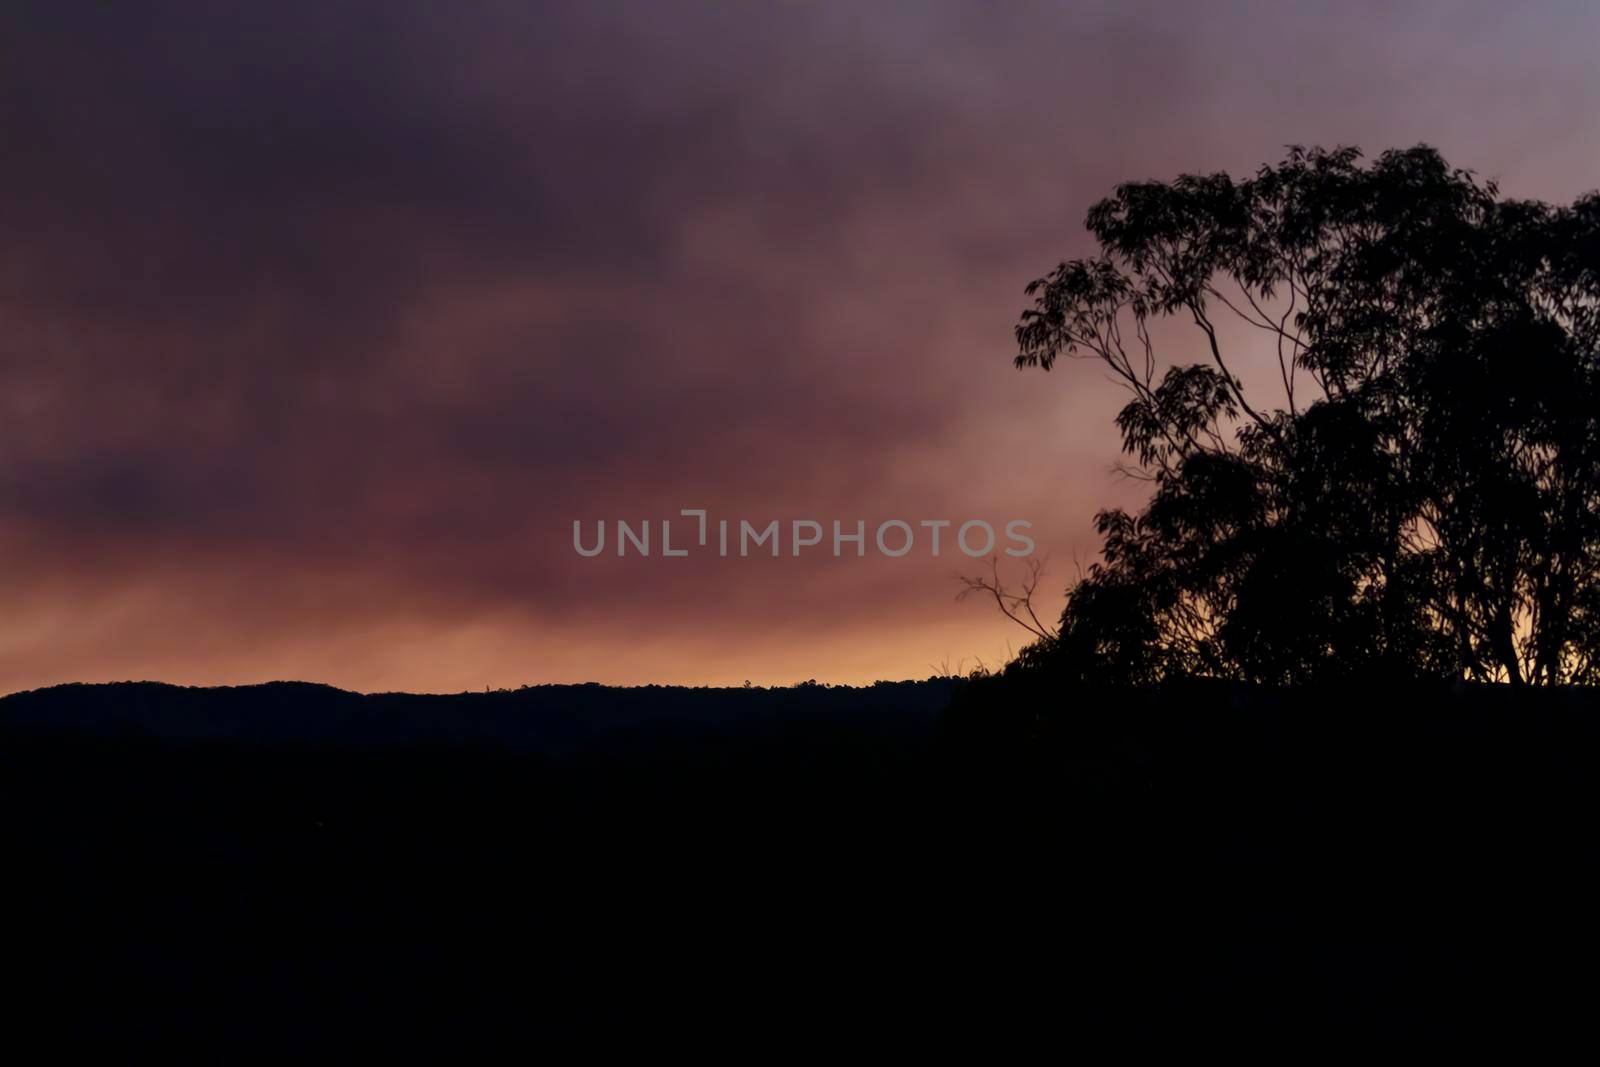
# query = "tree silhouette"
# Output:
<box><xmin>1014</xmin><ymin>145</ymin><xmax>1600</xmax><ymax>686</ymax></box>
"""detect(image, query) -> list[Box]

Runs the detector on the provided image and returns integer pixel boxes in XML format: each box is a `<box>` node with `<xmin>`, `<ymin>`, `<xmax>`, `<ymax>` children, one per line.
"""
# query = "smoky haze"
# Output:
<box><xmin>2</xmin><ymin>0</ymin><xmax>1597</xmax><ymax>692</ymax></box>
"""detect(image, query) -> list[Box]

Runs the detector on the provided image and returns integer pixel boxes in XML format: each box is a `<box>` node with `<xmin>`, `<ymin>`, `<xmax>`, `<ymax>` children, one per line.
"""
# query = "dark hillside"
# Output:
<box><xmin>1</xmin><ymin>678</ymin><xmax>956</xmax><ymax>753</ymax></box>
<box><xmin>5</xmin><ymin>678</ymin><xmax>1599</xmax><ymax>1050</ymax></box>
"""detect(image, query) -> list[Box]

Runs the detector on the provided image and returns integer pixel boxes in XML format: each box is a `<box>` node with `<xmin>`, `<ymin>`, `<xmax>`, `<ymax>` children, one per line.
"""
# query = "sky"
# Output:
<box><xmin>2</xmin><ymin>0</ymin><xmax>1598</xmax><ymax>693</ymax></box>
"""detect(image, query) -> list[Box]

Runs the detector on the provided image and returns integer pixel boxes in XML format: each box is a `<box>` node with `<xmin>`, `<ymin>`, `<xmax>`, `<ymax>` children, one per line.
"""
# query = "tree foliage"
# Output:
<box><xmin>1015</xmin><ymin>146</ymin><xmax>1600</xmax><ymax>686</ymax></box>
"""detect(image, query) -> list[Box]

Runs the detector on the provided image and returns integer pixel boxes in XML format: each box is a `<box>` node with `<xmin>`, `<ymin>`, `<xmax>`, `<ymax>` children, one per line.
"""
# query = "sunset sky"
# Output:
<box><xmin>3</xmin><ymin>1</ymin><xmax>1598</xmax><ymax>693</ymax></box>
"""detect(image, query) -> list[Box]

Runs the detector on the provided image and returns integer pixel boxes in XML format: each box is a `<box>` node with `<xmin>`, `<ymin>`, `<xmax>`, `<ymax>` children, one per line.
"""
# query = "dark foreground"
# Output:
<box><xmin>4</xmin><ymin>677</ymin><xmax>1598</xmax><ymax>1051</ymax></box>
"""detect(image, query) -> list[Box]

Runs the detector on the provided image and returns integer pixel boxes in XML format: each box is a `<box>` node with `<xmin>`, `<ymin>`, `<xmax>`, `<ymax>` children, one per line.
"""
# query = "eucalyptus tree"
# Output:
<box><xmin>1012</xmin><ymin>146</ymin><xmax>1600</xmax><ymax>685</ymax></box>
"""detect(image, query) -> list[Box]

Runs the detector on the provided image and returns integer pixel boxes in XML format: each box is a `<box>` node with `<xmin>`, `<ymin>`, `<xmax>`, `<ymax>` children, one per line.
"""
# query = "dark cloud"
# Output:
<box><xmin>2</xmin><ymin>0</ymin><xmax>1597</xmax><ymax>690</ymax></box>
